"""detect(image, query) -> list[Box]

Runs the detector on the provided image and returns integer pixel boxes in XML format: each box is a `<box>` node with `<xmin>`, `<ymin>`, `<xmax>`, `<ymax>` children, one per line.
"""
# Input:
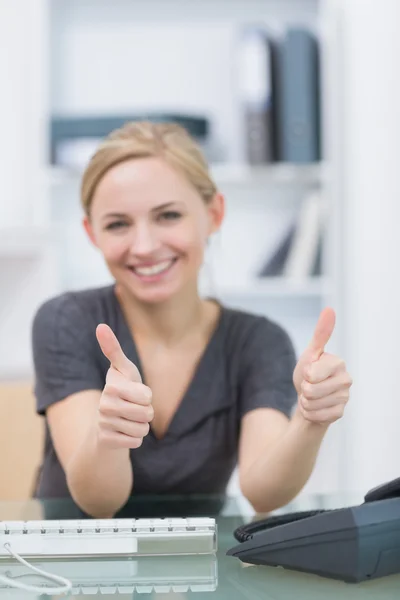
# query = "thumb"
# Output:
<box><xmin>96</xmin><ymin>323</ymin><xmax>142</xmax><ymax>382</ymax></box>
<box><xmin>308</xmin><ymin>307</ymin><xmax>336</xmax><ymax>360</ymax></box>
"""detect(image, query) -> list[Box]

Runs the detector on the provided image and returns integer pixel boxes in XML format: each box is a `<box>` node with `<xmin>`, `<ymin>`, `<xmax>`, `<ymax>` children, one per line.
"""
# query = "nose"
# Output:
<box><xmin>129</xmin><ymin>222</ymin><xmax>160</xmax><ymax>257</ymax></box>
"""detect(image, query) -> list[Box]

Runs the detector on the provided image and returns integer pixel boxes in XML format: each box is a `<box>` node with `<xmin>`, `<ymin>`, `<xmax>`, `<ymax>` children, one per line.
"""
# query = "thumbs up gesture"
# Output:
<box><xmin>293</xmin><ymin>308</ymin><xmax>352</xmax><ymax>425</ymax></box>
<box><xmin>95</xmin><ymin>324</ymin><xmax>154</xmax><ymax>449</ymax></box>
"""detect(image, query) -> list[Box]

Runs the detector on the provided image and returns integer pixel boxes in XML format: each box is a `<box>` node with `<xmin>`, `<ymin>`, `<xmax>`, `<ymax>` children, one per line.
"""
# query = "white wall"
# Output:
<box><xmin>0</xmin><ymin>0</ymin><xmax>58</xmax><ymax>379</ymax></box>
<box><xmin>0</xmin><ymin>0</ymin><xmax>48</xmax><ymax>227</ymax></box>
<box><xmin>326</xmin><ymin>0</ymin><xmax>400</xmax><ymax>493</ymax></box>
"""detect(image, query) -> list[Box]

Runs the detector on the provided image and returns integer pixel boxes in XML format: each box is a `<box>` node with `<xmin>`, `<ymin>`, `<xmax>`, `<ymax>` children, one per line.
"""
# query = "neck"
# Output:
<box><xmin>115</xmin><ymin>283</ymin><xmax>207</xmax><ymax>346</ymax></box>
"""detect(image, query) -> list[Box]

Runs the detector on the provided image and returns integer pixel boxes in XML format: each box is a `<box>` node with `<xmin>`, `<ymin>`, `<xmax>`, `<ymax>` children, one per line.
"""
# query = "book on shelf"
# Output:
<box><xmin>258</xmin><ymin>189</ymin><xmax>324</xmax><ymax>280</ymax></box>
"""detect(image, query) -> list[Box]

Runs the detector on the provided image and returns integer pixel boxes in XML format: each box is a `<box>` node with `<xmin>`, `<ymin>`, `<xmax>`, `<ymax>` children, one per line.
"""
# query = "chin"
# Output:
<box><xmin>117</xmin><ymin>277</ymin><xmax>184</xmax><ymax>306</ymax></box>
<box><xmin>132</xmin><ymin>288</ymin><xmax>177</xmax><ymax>305</ymax></box>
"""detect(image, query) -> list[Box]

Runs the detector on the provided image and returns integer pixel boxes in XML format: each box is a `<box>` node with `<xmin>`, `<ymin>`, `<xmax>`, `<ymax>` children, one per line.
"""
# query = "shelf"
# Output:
<box><xmin>51</xmin><ymin>0</ymin><xmax>319</xmax><ymax>22</ymax></box>
<box><xmin>211</xmin><ymin>162</ymin><xmax>324</xmax><ymax>187</ymax></box>
<box><xmin>48</xmin><ymin>163</ymin><xmax>324</xmax><ymax>189</ymax></box>
<box><xmin>201</xmin><ymin>277</ymin><xmax>328</xmax><ymax>299</ymax></box>
<box><xmin>0</xmin><ymin>227</ymin><xmax>51</xmax><ymax>258</ymax></box>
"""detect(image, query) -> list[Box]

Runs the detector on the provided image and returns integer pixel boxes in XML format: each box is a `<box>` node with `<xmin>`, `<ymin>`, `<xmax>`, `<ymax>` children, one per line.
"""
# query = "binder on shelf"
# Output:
<box><xmin>237</xmin><ymin>26</ymin><xmax>276</xmax><ymax>164</ymax></box>
<box><xmin>277</xmin><ymin>28</ymin><xmax>321</xmax><ymax>163</ymax></box>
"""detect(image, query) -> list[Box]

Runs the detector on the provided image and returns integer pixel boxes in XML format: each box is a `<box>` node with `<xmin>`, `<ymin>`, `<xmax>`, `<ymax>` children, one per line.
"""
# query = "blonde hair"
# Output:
<box><xmin>81</xmin><ymin>121</ymin><xmax>218</xmax><ymax>216</ymax></box>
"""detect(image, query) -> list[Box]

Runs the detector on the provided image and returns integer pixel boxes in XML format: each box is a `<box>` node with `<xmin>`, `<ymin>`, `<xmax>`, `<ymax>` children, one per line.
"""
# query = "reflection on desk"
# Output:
<box><xmin>228</xmin><ymin>562</ymin><xmax>400</xmax><ymax>600</ymax></box>
<box><xmin>0</xmin><ymin>554</ymin><xmax>217</xmax><ymax>595</ymax></box>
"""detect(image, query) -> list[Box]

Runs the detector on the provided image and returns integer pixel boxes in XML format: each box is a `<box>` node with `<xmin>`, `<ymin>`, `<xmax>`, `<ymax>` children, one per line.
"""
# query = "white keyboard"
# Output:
<box><xmin>0</xmin><ymin>517</ymin><xmax>217</xmax><ymax>558</ymax></box>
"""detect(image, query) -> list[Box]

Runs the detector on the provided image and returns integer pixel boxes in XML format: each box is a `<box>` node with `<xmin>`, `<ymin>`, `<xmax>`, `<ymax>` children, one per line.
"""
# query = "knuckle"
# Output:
<box><xmin>105</xmin><ymin>367</ymin><xmax>119</xmax><ymax>384</ymax></box>
<box><xmin>127</xmin><ymin>382</ymin><xmax>151</xmax><ymax>405</ymax></box>
<box><xmin>317</xmin><ymin>412</ymin><xmax>331</xmax><ymax>424</ymax></box>
<box><xmin>305</xmin><ymin>367</ymin><xmax>317</xmax><ymax>384</ymax></box>
<box><xmin>134</xmin><ymin>422</ymin><xmax>149</xmax><ymax>437</ymax></box>
<box><xmin>97</xmin><ymin>414</ymin><xmax>108</xmax><ymax>429</ymax></box>
<box><xmin>97</xmin><ymin>429</ymin><xmax>114</xmax><ymax>447</ymax></box>
<box><xmin>335</xmin><ymin>405</ymin><xmax>345</xmax><ymax>418</ymax></box>
<box><xmin>345</xmin><ymin>374</ymin><xmax>353</xmax><ymax>387</ymax></box>
<box><xmin>304</xmin><ymin>410</ymin><xmax>318</xmax><ymax>422</ymax></box>
<box><xmin>103</xmin><ymin>383</ymin><xmax>120</xmax><ymax>398</ymax></box>
<box><xmin>142</xmin><ymin>386</ymin><xmax>152</xmax><ymax>404</ymax></box>
<box><xmin>301</xmin><ymin>381</ymin><xmax>314</xmax><ymax>399</ymax></box>
<box><xmin>99</xmin><ymin>395</ymin><xmax>117</xmax><ymax>416</ymax></box>
<box><xmin>130</xmin><ymin>437</ymin><xmax>143</xmax><ymax>449</ymax></box>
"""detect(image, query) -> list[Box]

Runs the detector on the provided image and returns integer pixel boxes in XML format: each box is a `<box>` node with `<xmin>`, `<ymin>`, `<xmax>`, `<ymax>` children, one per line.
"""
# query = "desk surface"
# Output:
<box><xmin>0</xmin><ymin>492</ymin><xmax>399</xmax><ymax>599</ymax></box>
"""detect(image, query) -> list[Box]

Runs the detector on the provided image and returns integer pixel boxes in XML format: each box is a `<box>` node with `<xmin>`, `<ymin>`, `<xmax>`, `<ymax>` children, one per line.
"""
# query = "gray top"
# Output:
<box><xmin>32</xmin><ymin>285</ymin><xmax>297</xmax><ymax>500</ymax></box>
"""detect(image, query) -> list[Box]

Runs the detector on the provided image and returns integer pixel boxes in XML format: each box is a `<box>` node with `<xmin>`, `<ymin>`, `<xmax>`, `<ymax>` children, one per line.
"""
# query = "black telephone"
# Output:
<box><xmin>227</xmin><ymin>476</ymin><xmax>400</xmax><ymax>583</ymax></box>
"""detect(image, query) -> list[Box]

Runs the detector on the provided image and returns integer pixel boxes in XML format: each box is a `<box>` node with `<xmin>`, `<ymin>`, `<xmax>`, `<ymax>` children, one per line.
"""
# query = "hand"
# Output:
<box><xmin>95</xmin><ymin>324</ymin><xmax>153</xmax><ymax>449</ymax></box>
<box><xmin>293</xmin><ymin>307</ymin><xmax>352</xmax><ymax>426</ymax></box>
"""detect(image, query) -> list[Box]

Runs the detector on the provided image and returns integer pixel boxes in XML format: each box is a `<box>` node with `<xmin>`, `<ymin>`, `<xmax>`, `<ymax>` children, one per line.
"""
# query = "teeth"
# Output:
<box><xmin>134</xmin><ymin>259</ymin><xmax>174</xmax><ymax>276</ymax></box>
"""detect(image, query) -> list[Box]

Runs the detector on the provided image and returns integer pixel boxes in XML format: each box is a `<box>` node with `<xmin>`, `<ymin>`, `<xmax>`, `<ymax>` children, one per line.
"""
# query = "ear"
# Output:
<box><xmin>207</xmin><ymin>192</ymin><xmax>225</xmax><ymax>235</ymax></box>
<box><xmin>82</xmin><ymin>216</ymin><xmax>99</xmax><ymax>248</ymax></box>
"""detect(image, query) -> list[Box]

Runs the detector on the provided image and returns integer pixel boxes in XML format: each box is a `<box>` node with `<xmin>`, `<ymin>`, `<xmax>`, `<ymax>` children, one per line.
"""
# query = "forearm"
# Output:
<box><xmin>240</xmin><ymin>406</ymin><xmax>328</xmax><ymax>513</ymax></box>
<box><xmin>66</xmin><ymin>423</ymin><xmax>133</xmax><ymax>518</ymax></box>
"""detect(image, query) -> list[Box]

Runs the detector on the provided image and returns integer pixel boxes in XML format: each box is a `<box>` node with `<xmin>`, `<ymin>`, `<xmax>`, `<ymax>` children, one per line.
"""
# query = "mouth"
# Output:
<box><xmin>127</xmin><ymin>258</ymin><xmax>178</xmax><ymax>280</ymax></box>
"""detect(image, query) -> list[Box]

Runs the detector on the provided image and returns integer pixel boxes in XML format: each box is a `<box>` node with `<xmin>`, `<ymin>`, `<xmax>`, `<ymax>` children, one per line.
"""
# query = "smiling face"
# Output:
<box><xmin>83</xmin><ymin>157</ymin><xmax>224</xmax><ymax>304</ymax></box>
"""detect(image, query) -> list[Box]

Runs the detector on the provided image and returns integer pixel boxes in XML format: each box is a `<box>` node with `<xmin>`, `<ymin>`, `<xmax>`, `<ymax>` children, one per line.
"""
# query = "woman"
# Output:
<box><xmin>32</xmin><ymin>122</ymin><xmax>352</xmax><ymax>518</ymax></box>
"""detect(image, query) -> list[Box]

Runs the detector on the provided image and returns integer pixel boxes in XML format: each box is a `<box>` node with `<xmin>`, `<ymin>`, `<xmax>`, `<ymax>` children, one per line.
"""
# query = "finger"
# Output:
<box><xmin>308</xmin><ymin>307</ymin><xmax>336</xmax><ymax>359</ymax></box>
<box><xmin>99</xmin><ymin>415</ymin><xmax>150</xmax><ymax>439</ymax></box>
<box><xmin>300</xmin><ymin>390</ymin><xmax>349</xmax><ymax>411</ymax></box>
<box><xmin>301</xmin><ymin>371</ymin><xmax>352</xmax><ymax>400</ymax></box>
<box><xmin>105</xmin><ymin>370</ymin><xmax>152</xmax><ymax>405</ymax></box>
<box><xmin>98</xmin><ymin>429</ymin><xmax>144</xmax><ymax>450</ymax></box>
<box><xmin>305</xmin><ymin>354</ymin><xmax>348</xmax><ymax>384</ymax></box>
<box><xmin>100</xmin><ymin>395</ymin><xmax>154</xmax><ymax>423</ymax></box>
<box><xmin>96</xmin><ymin>323</ymin><xmax>141</xmax><ymax>382</ymax></box>
<box><xmin>299</xmin><ymin>404</ymin><xmax>346</xmax><ymax>424</ymax></box>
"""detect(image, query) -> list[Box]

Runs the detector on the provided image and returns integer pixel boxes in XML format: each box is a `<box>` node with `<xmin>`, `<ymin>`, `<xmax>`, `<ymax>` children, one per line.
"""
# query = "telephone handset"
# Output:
<box><xmin>363</xmin><ymin>475</ymin><xmax>400</xmax><ymax>502</ymax></box>
<box><xmin>228</xmin><ymin>476</ymin><xmax>400</xmax><ymax>583</ymax></box>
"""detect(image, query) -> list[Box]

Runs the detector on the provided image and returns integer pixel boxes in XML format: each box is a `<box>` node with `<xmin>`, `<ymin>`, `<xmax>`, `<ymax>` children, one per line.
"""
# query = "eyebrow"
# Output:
<box><xmin>102</xmin><ymin>202</ymin><xmax>181</xmax><ymax>221</ymax></box>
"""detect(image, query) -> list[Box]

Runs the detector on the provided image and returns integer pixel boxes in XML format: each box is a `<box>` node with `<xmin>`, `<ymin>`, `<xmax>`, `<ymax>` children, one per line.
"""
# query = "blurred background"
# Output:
<box><xmin>0</xmin><ymin>0</ymin><xmax>398</xmax><ymax>506</ymax></box>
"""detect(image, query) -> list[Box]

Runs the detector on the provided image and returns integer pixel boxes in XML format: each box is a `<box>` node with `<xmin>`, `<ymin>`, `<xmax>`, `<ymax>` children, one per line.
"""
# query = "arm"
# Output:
<box><xmin>46</xmin><ymin>325</ymin><xmax>153</xmax><ymax>518</ymax></box>
<box><xmin>32</xmin><ymin>297</ymin><xmax>152</xmax><ymax>518</ymax></box>
<box><xmin>238</xmin><ymin>308</ymin><xmax>352</xmax><ymax>513</ymax></box>
<box><xmin>47</xmin><ymin>390</ymin><xmax>133</xmax><ymax>518</ymax></box>
<box><xmin>238</xmin><ymin>407</ymin><xmax>328</xmax><ymax>513</ymax></box>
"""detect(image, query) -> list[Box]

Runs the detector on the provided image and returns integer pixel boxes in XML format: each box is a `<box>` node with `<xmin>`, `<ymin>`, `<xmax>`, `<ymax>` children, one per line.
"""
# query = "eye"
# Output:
<box><xmin>158</xmin><ymin>211</ymin><xmax>182</xmax><ymax>221</ymax></box>
<box><xmin>104</xmin><ymin>221</ymin><xmax>128</xmax><ymax>231</ymax></box>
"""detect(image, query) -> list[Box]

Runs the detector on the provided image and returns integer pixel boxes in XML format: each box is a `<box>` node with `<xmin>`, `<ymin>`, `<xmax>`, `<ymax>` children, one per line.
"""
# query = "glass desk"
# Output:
<box><xmin>0</xmin><ymin>491</ymin><xmax>399</xmax><ymax>599</ymax></box>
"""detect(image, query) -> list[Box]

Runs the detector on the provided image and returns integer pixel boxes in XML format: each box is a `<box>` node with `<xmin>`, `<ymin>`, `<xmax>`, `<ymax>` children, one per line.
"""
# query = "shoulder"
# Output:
<box><xmin>220</xmin><ymin>305</ymin><xmax>294</xmax><ymax>357</ymax></box>
<box><xmin>34</xmin><ymin>285</ymin><xmax>115</xmax><ymax>324</ymax></box>
<box><xmin>32</xmin><ymin>285</ymin><xmax>116</xmax><ymax>343</ymax></box>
